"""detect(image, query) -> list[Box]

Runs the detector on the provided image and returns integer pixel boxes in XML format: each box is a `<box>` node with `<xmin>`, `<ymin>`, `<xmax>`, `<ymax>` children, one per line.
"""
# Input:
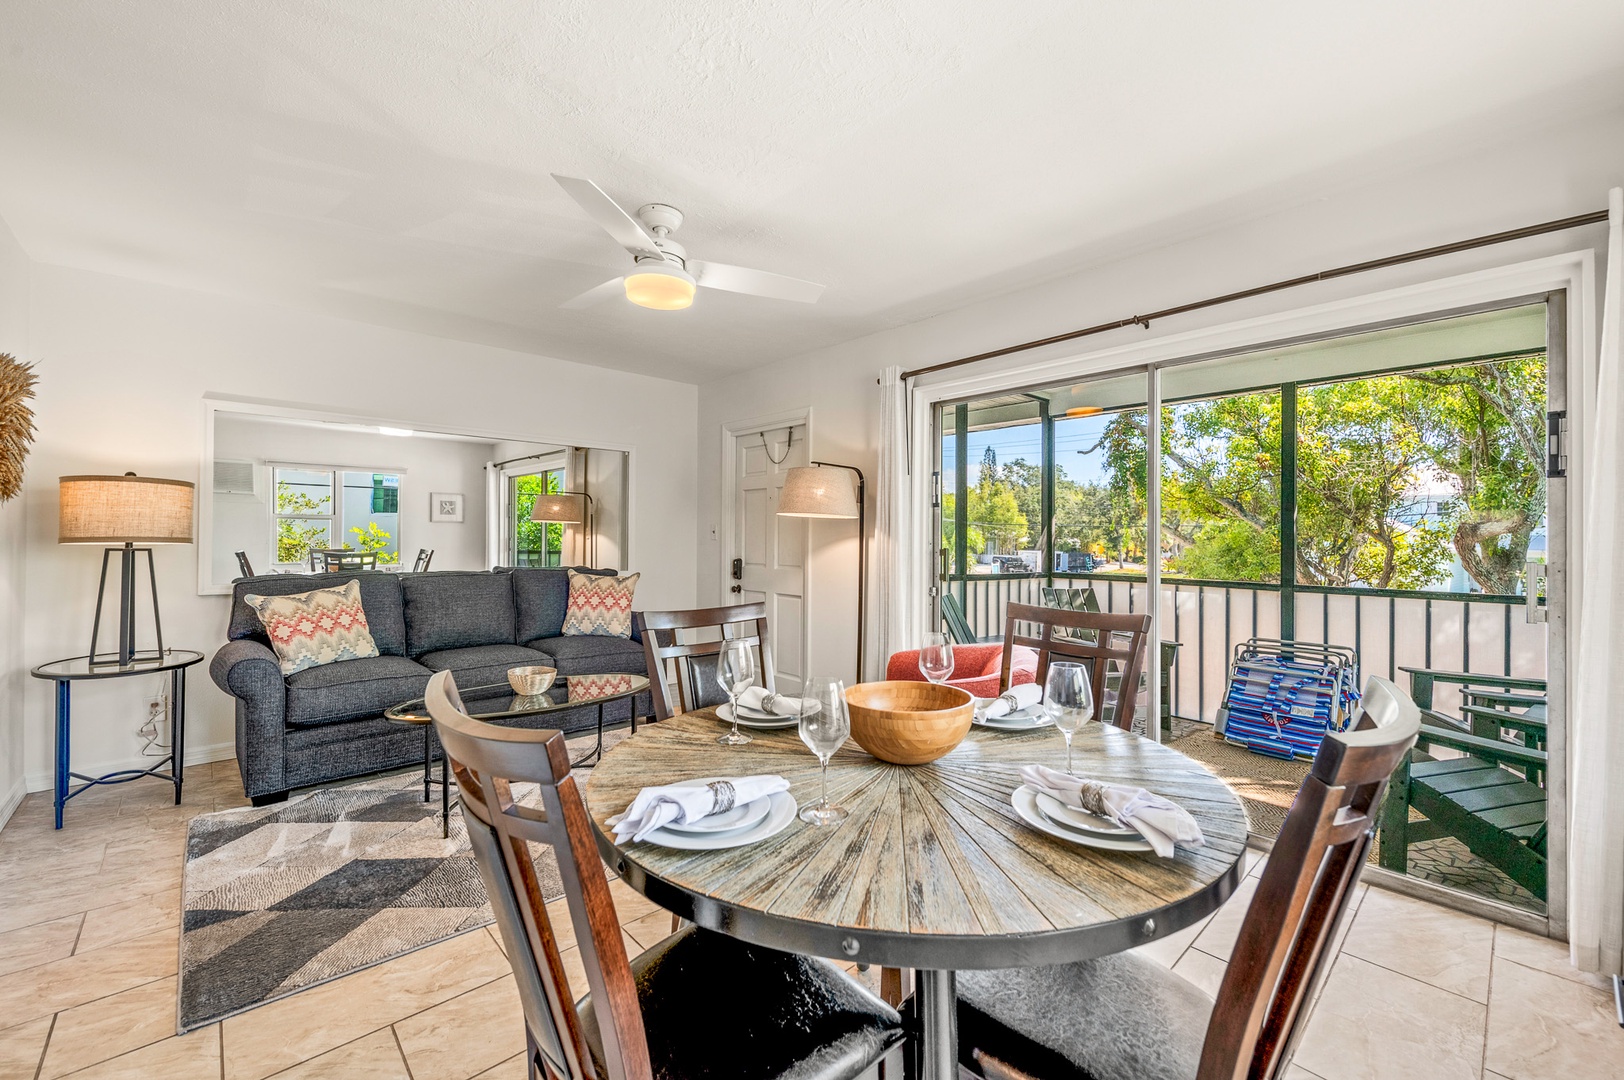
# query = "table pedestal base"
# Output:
<box><xmin>914</xmin><ymin>969</ymin><xmax>958</xmax><ymax>1080</ymax></box>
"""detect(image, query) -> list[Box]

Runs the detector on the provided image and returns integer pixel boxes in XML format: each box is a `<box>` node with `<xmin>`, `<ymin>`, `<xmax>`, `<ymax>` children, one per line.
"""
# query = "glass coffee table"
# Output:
<box><xmin>385</xmin><ymin>673</ymin><xmax>648</xmax><ymax>836</ymax></box>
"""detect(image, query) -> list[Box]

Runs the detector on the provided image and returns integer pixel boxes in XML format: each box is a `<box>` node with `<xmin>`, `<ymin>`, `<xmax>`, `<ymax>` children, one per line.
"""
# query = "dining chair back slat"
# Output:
<box><xmin>412</xmin><ymin>548</ymin><xmax>434</xmax><ymax>572</ymax></box>
<box><xmin>427</xmin><ymin>670</ymin><xmax>651</xmax><ymax>1080</ymax></box>
<box><xmin>233</xmin><ymin>551</ymin><xmax>254</xmax><ymax>578</ymax></box>
<box><xmin>1000</xmin><ymin>602</ymin><xmax>1152</xmax><ymax>728</ymax></box>
<box><xmin>1196</xmin><ymin>675</ymin><xmax>1420</xmax><ymax>1079</ymax></box>
<box><xmin>634</xmin><ymin>604</ymin><xmax>776</xmax><ymax>721</ymax></box>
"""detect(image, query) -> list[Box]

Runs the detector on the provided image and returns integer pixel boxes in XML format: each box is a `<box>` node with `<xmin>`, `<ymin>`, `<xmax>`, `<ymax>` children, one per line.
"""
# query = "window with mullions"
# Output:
<box><xmin>511</xmin><ymin>469</ymin><xmax>566</xmax><ymax>567</ymax></box>
<box><xmin>272</xmin><ymin>465</ymin><xmax>402</xmax><ymax>567</ymax></box>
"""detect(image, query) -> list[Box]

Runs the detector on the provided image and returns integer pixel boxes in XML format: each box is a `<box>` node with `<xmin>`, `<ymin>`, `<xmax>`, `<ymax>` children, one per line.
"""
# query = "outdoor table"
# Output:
<box><xmin>584</xmin><ymin>708</ymin><xmax>1248</xmax><ymax>1080</ymax></box>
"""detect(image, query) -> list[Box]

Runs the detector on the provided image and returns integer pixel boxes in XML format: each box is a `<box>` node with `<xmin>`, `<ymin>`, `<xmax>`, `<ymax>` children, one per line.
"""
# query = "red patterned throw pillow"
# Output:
<box><xmin>243</xmin><ymin>580</ymin><xmax>380</xmax><ymax>675</ymax></box>
<box><xmin>561</xmin><ymin>569</ymin><xmax>639</xmax><ymax>638</ymax></box>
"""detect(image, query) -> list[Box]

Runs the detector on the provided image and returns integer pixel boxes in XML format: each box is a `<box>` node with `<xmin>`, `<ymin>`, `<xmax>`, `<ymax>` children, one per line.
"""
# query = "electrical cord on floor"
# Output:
<box><xmin>139</xmin><ymin>681</ymin><xmax>171</xmax><ymax>758</ymax></box>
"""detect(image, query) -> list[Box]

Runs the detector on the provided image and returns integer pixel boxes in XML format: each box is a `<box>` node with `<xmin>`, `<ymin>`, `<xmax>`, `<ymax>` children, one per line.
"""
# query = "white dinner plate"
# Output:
<box><xmin>641</xmin><ymin>789</ymin><xmax>798</xmax><ymax>850</ymax></box>
<box><xmin>1010</xmin><ymin>785</ymin><xmax>1153</xmax><ymax>852</ymax></box>
<box><xmin>1032</xmin><ymin>790</ymin><xmax>1138</xmax><ymax>839</ymax></box>
<box><xmin>716</xmin><ymin>703</ymin><xmax>799</xmax><ymax>729</ymax></box>
<box><xmin>660</xmin><ymin>794</ymin><xmax>773</xmax><ymax>836</ymax></box>
<box><xmin>972</xmin><ymin>700</ymin><xmax>1053</xmax><ymax>730</ymax></box>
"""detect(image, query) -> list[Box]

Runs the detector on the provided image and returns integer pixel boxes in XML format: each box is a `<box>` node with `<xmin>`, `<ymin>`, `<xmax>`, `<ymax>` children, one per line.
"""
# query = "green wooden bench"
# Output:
<box><xmin>1380</xmin><ymin>668</ymin><xmax>1549</xmax><ymax>900</ymax></box>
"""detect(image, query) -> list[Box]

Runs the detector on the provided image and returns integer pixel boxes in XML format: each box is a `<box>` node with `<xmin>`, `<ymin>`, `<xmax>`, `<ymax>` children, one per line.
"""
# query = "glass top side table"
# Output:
<box><xmin>30</xmin><ymin>649</ymin><xmax>205</xmax><ymax>829</ymax></box>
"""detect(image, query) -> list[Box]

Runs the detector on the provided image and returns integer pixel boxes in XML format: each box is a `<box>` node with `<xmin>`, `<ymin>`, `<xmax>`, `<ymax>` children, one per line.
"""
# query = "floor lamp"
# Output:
<box><xmin>530</xmin><ymin>490</ymin><xmax>596</xmax><ymax>566</ymax></box>
<box><xmin>59</xmin><ymin>473</ymin><xmax>195</xmax><ymax>667</ymax></box>
<box><xmin>778</xmin><ymin>462</ymin><xmax>866</xmax><ymax>682</ymax></box>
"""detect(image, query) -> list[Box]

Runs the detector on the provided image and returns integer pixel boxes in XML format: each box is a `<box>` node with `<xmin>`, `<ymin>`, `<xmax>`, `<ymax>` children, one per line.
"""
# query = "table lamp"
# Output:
<box><xmin>777</xmin><ymin>462</ymin><xmax>866</xmax><ymax>680</ymax></box>
<box><xmin>59</xmin><ymin>472</ymin><xmax>195</xmax><ymax>666</ymax></box>
<box><xmin>530</xmin><ymin>490</ymin><xmax>596</xmax><ymax>565</ymax></box>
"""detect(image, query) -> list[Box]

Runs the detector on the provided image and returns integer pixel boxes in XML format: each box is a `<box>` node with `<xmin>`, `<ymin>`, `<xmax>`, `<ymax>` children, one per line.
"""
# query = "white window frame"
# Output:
<box><xmin>269</xmin><ymin>460</ymin><xmax>406</xmax><ymax>568</ymax></box>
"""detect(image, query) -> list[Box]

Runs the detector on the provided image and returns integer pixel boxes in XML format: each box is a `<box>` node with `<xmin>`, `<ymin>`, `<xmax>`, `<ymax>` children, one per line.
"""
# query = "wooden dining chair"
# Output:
<box><xmin>412</xmin><ymin>548</ymin><xmax>434</xmax><ymax>572</ymax></box>
<box><xmin>956</xmin><ymin>675</ymin><xmax>1422</xmax><ymax>1080</ymax></box>
<box><xmin>425</xmin><ymin>670</ymin><xmax>905</xmax><ymax>1080</ymax></box>
<box><xmin>999</xmin><ymin>602</ymin><xmax>1152</xmax><ymax>728</ymax></box>
<box><xmin>233</xmin><ymin>550</ymin><xmax>255</xmax><ymax>578</ymax></box>
<box><xmin>633</xmin><ymin>603</ymin><xmax>776</xmax><ymax>721</ymax></box>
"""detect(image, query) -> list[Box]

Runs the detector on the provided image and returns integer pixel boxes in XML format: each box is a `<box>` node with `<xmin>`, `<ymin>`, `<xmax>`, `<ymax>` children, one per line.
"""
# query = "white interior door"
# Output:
<box><xmin>732</xmin><ymin>425</ymin><xmax>809</xmax><ymax>693</ymax></box>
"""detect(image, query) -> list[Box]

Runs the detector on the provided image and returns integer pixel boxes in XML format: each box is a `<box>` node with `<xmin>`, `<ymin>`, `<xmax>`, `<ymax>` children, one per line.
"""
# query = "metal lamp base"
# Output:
<box><xmin>87</xmin><ymin>544</ymin><xmax>166</xmax><ymax>668</ymax></box>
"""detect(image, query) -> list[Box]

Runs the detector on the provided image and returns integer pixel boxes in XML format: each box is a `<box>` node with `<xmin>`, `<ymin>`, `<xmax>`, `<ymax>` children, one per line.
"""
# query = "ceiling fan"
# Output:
<box><xmin>552</xmin><ymin>174</ymin><xmax>825</xmax><ymax>311</ymax></box>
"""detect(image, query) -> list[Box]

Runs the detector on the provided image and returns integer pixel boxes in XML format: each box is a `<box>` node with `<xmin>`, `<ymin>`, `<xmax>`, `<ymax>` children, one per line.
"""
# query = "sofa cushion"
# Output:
<box><xmin>284</xmin><ymin>655</ymin><xmax>433</xmax><ymax>727</ymax></box>
<box><xmin>417</xmin><ymin>644</ymin><xmax>552</xmax><ymax>688</ymax></box>
<box><xmin>561</xmin><ymin>570</ymin><xmax>639</xmax><ymax>638</ymax></box>
<box><xmin>243</xmin><ymin>580</ymin><xmax>381</xmax><ymax>676</ymax></box>
<box><xmin>508</xmin><ymin>566</ymin><xmax>615</xmax><ymax>643</ymax></box>
<box><xmin>526</xmin><ymin>634</ymin><xmax>648</xmax><ymax>677</ymax></box>
<box><xmin>402</xmin><ymin>572</ymin><xmax>517</xmax><ymax>656</ymax></box>
<box><xmin>230</xmin><ymin>572</ymin><xmax>407</xmax><ymax>657</ymax></box>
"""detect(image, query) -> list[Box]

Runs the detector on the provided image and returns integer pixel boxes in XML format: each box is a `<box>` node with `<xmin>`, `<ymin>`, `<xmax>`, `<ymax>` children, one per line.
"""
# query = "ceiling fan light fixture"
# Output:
<box><xmin>624</xmin><ymin>261</ymin><xmax>696</xmax><ymax>310</ymax></box>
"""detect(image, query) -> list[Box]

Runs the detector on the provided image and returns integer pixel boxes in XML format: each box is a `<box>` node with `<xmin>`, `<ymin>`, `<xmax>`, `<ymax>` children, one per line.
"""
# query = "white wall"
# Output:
<box><xmin>211</xmin><ymin>415</ymin><xmax>506</xmax><ymax>583</ymax></box>
<box><xmin>0</xmin><ymin>217</ymin><xmax>30</xmax><ymax>825</ymax></box>
<box><xmin>696</xmin><ymin>107</ymin><xmax>1624</xmax><ymax>686</ymax></box>
<box><xmin>17</xmin><ymin>265</ymin><xmax>698</xmax><ymax>791</ymax></box>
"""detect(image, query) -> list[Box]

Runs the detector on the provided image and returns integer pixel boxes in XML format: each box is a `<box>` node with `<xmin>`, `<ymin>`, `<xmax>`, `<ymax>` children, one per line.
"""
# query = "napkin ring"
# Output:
<box><xmin>707</xmin><ymin>780</ymin><xmax>737</xmax><ymax>814</ymax></box>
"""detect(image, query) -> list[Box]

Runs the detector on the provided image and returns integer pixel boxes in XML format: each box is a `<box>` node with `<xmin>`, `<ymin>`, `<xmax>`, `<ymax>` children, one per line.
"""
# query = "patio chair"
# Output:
<box><xmin>1000</xmin><ymin>603</ymin><xmax>1152</xmax><ymax>729</ymax></box>
<box><xmin>956</xmin><ymin>676</ymin><xmax>1421</xmax><ymax>1080</ymax></box>
<box><xmin>425</xmin><ymin>671</ymin><xmax>905</xmax><ymax>1080</ymax></box>
<box><xmin>884</xmin><ymin>642</ymin><xmax>1038</xmax><ymax>699</ymax></box>
<box><xmin>1378</xmin><ymin>668</ymin><xmax>1549</xmax><ymax>900</ymax></box>
<box><xmin>634</xmin><ymin>604</ymin><xmax>775</xmax><ymax>721</ymax></box>
<box><xmin>940</xmin><ymin>593</ymin><xmax>982</xmax><ymax>644</ymax></box>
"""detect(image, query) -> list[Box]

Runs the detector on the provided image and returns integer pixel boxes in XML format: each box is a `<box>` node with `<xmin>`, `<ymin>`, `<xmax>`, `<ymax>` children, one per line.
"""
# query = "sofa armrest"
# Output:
<box><xmin>211</xmin><ymin>639</ymin><xmax>283</xmax><ymax>699</ymax></box>
<box><xmin>211</xmin><ymin>640</ymin><xmax>290</xmax><ymax>798</ymax></box>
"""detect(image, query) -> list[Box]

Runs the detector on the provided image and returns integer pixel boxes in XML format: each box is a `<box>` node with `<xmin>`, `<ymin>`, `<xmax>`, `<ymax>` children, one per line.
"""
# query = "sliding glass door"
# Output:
<box><xmin>931</xmin><ymin>297</ymin><xmax>1566</xmax><ymax>927</ymax></box>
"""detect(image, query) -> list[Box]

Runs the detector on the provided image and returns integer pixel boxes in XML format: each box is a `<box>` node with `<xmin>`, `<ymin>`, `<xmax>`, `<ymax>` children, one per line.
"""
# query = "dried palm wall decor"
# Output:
<box><xmin>0</xmin><ymin>353</ymin><xmax>37</xmax><ymax>502</ymax></box>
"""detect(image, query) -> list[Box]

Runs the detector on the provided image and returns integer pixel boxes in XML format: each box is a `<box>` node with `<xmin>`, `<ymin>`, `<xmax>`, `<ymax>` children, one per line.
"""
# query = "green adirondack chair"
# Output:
<box><xmin>1379</xmin><ymin>668</ymin><xmax>1549</xmax><ymax>900</ymax></box>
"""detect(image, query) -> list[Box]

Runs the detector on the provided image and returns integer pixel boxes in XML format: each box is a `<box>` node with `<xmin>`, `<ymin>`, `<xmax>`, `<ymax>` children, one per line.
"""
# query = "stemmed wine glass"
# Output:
<box><xmin>918</xmin><ymin>633</ymin><xmax>955</xmax><ymax>684</ymax></box>
<box><xmin>798</xmin><ymin>677</ymin><xmax>851</xmax><ymax>825</ymax></box>
<box><xmin>716</xmin><ymin>639</ymin><xmax>756</xmax><ymax>746</ymax></box>
<box><xmin>1043</xmin><ymin>661</ymin><xmax>1094</xmax><ymax>773</ymax></box>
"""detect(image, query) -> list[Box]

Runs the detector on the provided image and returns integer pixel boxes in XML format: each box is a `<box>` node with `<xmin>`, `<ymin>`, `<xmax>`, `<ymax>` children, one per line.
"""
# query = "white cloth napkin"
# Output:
<box><xmin>609</xmin><ymin>775</ymin><xmax>790</xmax><ymax>843</ymax></box>
<box><xmin>736</xmin><ymin>686</ymin><xmax>814</xmax><ymax>716</ymax></box>
<box><xmin>980</xmin><ymin>682</ymin><xmax>1043</xmax><ymax>719</ymax></box>
<box><xmin>1020</xmin><ymin>764</ymin><xmax>1205</xmax><ymax>858</ymax></box>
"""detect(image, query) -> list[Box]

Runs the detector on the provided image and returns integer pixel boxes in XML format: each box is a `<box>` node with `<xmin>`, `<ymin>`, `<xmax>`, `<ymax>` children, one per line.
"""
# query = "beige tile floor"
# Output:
<box><xmin>0</xmin><ymin>763</ymin><xmax>1617</xmax><ymax>1079</ymax></box>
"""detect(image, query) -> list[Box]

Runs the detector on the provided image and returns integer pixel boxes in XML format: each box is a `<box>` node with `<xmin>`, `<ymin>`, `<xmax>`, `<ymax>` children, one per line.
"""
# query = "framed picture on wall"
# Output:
<box><xmin>429</xmin><ymin>492</ymin><xmax>465</xmax><ymax>523</ymax></box>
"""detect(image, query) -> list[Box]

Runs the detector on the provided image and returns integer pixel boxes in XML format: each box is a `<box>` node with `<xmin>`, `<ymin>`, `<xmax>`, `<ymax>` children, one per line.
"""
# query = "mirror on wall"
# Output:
<box><xmin>200</xmin><ymin>404</ymin><xmax>629</xmax><ymax>593</ymax></box>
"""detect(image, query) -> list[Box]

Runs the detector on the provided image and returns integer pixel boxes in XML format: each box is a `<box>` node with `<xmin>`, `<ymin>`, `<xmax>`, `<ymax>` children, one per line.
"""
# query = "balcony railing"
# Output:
<box><xmin>942</xmin><ymin>572</ymin><xmax>1546</xmax><ymax>722</ymax></box>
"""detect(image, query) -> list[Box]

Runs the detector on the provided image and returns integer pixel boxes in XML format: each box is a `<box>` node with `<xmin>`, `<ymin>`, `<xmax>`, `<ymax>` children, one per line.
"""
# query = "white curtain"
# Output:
<box><xmin>484</xmin><ymin>462</ymin><xmax>503</xmax><ymax>569</ymax></box>
<box><xmin>874</xmin><ymin>365</ymin><xmax>918</xmax><ymax>668</ymax></box>
<box><xmin>1570</xmin><ymin>186</ymin><xmax>1624</xmax><ymax>975</ymax></box>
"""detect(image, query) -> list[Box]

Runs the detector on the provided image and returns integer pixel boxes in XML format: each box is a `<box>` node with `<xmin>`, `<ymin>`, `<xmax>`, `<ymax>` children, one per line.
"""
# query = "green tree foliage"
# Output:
<box><xmin>347</xmin><ymin>521</ymin><xmax>400</xmax><ymax>564</ymax></box>
<box><xmin>513</xmin><ymin>471</ymin><xmax>565</xmax><ymax>567</ymax></box>
<box><xmin>275</xmin><ymin>481</ymin><xmax>329</xmax><ymax>564</ymax></box>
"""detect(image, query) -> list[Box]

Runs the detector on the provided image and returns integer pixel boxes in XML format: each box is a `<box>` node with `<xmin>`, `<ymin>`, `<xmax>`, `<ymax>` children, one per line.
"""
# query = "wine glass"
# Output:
<box><xmin>716</xmin><ymin>640</ymin><xmax>756</xmax><ymax>746</ymax></box>
<box><xmin>918</xmin><ymin>633</ymin><xmax>955</xmax><ymax>685</ymax></box>
<box><xmin>798</xmin><ymin>677</ymin><xmax>851</xmax><ymax>825</ymax></box>
<box><xmin>1043</xmin><ymin>661</ymin><xmax>1094</xmax><ymax>773</ymax></box>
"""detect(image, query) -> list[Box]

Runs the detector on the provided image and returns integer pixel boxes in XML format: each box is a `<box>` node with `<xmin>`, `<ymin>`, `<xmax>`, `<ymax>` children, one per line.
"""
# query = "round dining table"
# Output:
<box><xmin>583</xmin><ymin>708</ymin><xmax>1249</xmax><ymax>1080</ymax></box>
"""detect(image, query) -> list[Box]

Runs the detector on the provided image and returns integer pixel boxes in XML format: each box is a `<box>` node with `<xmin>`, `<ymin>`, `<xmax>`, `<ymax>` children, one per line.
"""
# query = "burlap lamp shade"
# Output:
<box><xmin>59</xmin><ymin>474</ymin><xmax>195</xmax><ymax>544</ymax></box>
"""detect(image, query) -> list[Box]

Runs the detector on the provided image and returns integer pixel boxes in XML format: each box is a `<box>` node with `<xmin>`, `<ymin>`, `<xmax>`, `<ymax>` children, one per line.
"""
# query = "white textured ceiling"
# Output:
<box><xmin>1</xmin><ymin>1</ymin><xmax>1621</xmax><ymax>383</ymax></box>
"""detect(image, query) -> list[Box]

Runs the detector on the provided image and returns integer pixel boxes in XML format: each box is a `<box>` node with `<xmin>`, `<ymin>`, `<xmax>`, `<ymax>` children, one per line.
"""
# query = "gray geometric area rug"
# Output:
<box><xmin>178</xmin><ymin>771</ymin><xmax>557</xmax><ymax>1032</ymax></box>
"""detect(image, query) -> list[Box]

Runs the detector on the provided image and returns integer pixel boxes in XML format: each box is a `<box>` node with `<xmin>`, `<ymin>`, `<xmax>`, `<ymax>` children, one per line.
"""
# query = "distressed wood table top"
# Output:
<box><xmin>583</xmin><ymin>709</ymin><xmax>1249</xmax><ymax>970</ymax></box>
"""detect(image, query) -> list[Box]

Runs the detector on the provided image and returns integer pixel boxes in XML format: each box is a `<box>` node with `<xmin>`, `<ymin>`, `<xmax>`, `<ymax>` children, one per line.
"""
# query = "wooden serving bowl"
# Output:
<box><xmin>844</xmin><ymin>681</ymin><xmax>975</xmax><ymax>765</ymax></box>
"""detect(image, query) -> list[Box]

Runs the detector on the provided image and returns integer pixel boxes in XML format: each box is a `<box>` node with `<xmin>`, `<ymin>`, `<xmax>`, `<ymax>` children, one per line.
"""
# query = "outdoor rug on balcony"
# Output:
<box><xmin>176</xmin><ymin>727</ymin><xmax>626</xmax><ymax>1033</ymax></box>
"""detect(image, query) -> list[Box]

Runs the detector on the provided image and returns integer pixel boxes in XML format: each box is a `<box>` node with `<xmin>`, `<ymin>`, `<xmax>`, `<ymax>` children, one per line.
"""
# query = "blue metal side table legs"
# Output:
<box><xmin>31</xmin><ymin>650</ymin><xmax>204</xmax><ymax>829</ymax></box>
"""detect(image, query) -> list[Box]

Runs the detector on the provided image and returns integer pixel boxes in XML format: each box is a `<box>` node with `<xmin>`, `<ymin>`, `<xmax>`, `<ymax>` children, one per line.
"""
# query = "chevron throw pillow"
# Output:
<box><xmin>561</xmin><ymin>570</ymin><xmax>639</xmax><ymax>638</ymax></box>
<box><xmin>244</xmin><ymin>579</ymin><xmax>380</xmax><ymax>675</ymax></box>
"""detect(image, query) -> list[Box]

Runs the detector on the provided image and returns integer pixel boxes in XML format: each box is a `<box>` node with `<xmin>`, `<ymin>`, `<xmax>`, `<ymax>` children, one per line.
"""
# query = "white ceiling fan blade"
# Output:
<box><xmin>692</xmin><ymin>261</ymin><xmax>825</xmax><ymax>304</ymax></box>
<box><xmin>551</xmin><ymin>174</ymin><xmax>664</xmax><ymax>261</ymax></box>
<box><xmin>561</xmin><ymin>276</ymin><xmax>625</xmax><ymax>309</ymax></box>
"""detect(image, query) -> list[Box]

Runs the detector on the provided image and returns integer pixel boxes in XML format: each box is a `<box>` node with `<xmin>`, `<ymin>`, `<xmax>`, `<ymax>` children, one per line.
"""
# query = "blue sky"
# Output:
<box><xmin>943</xmin><ymin>414</ymin><xmax>1117</xmax><ymax>486</ymax></box>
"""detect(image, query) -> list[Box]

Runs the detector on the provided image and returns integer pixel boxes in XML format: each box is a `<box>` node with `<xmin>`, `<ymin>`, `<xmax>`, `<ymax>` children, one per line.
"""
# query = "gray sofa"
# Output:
<box><xmin>211</xmin><ymin>567</ymin><xmax>652</xmax><ymax>804</ymax></box>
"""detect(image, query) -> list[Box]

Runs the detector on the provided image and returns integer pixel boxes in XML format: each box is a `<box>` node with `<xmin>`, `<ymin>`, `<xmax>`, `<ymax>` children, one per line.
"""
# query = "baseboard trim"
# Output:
<box><xmin>24</xmin><ymin>740</ymin><xmax>237</xmax><ymax>794</ymax></box>
<box><xmin>0</xmin><ymin>776</ymin><xmax>25</xmax><ymax>831</ymax></box>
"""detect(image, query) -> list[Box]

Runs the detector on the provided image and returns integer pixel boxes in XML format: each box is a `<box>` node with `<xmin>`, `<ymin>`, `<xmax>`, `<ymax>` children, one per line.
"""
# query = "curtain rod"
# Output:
<box><xmin>894</xmin><ymin>208</ymin><xmax>1608</xmax><ymax>383</ymax></box>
